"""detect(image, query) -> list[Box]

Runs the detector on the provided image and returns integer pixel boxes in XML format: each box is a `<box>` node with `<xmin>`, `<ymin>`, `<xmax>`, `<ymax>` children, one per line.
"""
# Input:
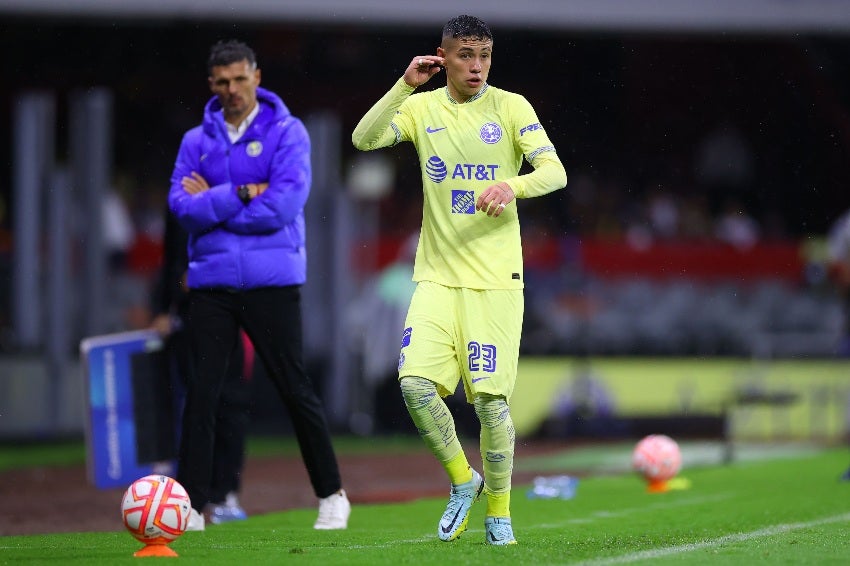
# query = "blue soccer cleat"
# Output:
<box><xmin>484</xmin><ymin>516</ymin><xmax>517</xmax><ymax>546</ymax></box>
<box><xmin>207</xmin><ymin>492</ymin><xmax>248</xmax><ymax>525</ymax></box>
<box><xmin>438</xmin><ymin>468</ymin><xmax>484</xmax><ymax>541</ymax></box>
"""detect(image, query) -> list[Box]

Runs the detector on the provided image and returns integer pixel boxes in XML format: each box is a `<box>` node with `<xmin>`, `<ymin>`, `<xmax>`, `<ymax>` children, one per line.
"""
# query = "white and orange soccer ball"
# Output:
<box><xmin>632</xmin><ymin>434</ymin><xmax>682</xmax><ymax>491</ymax></box>
<box><xmin>121</xmin><ymin>474</ymin><xmax>192</xmax><ymax>549</ymax></box>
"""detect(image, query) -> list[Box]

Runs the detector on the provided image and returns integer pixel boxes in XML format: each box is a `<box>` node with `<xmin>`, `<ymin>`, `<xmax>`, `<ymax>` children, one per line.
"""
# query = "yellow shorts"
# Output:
<box><xmin>397</xmin><ymin>280</ymin><xmax>524</xmax><ymax>403</ymax></box>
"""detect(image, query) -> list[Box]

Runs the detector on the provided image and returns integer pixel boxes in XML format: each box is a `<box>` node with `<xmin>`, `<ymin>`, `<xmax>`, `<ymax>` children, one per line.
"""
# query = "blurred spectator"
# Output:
<box><xmin>347</xmin><ymin>233</ymin><xmax>418</xmax><ymax>432</ymax></box>
<box><xmin>646</xmin><ymin>184</ymin><xmax>680</xmax><ymax>240</ymax></box>
<box><xmin>560</xmin><ymin>172</ymin><xmax>598</xmax><ymax>235</ymax></box>
<box><xmin>133</xmin><ymin>182</ymin><xmax>168</xmax><ymax>243</ymax></box>
<box><xmin>678</xmin><ymin>193</ymin><xmax>713</xmax><ymax>241</ymax></box>
<box><xmin>694</xmin><ymin>118</ymin><xmax>755</xmax><ymax>195</ymax></box>
<box><xmin>125</xmin><ymin>182</ymin><xmax>166</xmax><ymax>278</ymax></box>
<box><xmin>827</xmin><ymin>209</ymin><xmax>850</xmax><ymax>357</ymax></box>
<box><xmin>714</xmin><ymin>198</ymin><xmax>759</xmax><ymax>249</ymax></box>
<box><xmin>537</xmin><ymin>359</ymin><xmax>617</xmax><ymax>439</ymax></box>
<box><xmin>829</xmin><ymin>209</ymin><xmax>850</xmax><ymax>480</ymax></box>
<box><xmin>349</xmin><ymin>233</ymin><xmax>418</xmax><ymax>389</ymax></box>
<box><xmin>102</xmin><ymin>187</ymin><xmax>135</xmax><ymax>271</ymax></box>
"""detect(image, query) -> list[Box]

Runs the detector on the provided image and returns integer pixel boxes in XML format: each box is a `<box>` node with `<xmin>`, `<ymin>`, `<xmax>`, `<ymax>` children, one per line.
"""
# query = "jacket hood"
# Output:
<box><xmin>202</xmin><ymin>86</ymin><xmax>290</xmax><ymax>138</ymax></box>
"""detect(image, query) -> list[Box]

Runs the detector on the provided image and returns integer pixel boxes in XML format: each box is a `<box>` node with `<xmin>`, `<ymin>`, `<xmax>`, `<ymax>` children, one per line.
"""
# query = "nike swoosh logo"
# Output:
<box><xmin>426</xmin><ymin>126</ymin><xmax>447</xmax><ymax>134</ymax></box>
<box><xmin>471</xmin><ymin>377</ymin><xmax>490</xmax><ymax>383</ymax></box>
<box><xmin>489</xmin><ymin>530</ymin><xmax>502</xmax><ymax>543</ymax></box>
<box><xmin>440</xmin><ymin>507</ymin><xmax>464</xmax><ymax>533</ymax></box>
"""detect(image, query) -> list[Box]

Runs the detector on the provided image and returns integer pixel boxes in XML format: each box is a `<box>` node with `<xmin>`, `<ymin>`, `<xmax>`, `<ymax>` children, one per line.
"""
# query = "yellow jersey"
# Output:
<box><xmin>353</xmin><ymin>78</ymin><xmax>566</xmax><ymax>290</ymax></box>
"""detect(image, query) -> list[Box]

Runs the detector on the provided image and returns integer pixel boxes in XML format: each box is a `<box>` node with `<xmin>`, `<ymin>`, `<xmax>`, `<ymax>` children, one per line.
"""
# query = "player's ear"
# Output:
<box><xmin>436</xmin><ymin>47</ymin><xmax>445</xmax><ymax>58</ymax></box>
<box><xmin>255</xmin><ymin>68</ymin><xmax>261</xmax><ymax>85</ymax></box>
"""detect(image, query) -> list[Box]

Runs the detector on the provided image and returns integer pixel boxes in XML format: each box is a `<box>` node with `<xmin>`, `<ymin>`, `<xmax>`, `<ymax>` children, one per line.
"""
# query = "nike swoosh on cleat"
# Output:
<box><xmin>488</xmin><ymin>531</ymin><xmax>502</xmax><ymax>543</ymax></box>
<box><xmin>426</xmin><ymin>126</ymin><xmax>447</xmax><ymax>133</ymax></box>
<box><xmin>441</xmin><ymin>507</ymin><xmax>464</xmax><ymax>533</ymax></box>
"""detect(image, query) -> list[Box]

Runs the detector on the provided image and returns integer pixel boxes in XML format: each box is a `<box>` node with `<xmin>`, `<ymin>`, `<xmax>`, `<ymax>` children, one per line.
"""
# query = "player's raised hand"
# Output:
<box><xmin>403</xmin><ymin>56</ymin><xmax>445</xmax><ymax>88</ymax></box>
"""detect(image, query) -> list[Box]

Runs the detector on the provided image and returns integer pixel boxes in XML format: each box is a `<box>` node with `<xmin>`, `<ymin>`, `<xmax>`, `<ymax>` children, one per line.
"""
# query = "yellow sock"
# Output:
<box><xmin>485</xmin><ymin>490</ymin><xmax>510</xmax><ymax>518</ymax></box>
<box><xmin>445</xmin><ymin>452</ymin><xmax>473</xmax><ymax>485</ymax></box>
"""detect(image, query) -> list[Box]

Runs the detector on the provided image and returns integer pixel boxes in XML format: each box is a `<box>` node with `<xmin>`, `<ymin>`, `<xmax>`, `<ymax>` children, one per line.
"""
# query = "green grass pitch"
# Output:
<box><xmin>3</xmin><ymin>442</ymin><xmax>850</xmax><ymax>564</ymax></box>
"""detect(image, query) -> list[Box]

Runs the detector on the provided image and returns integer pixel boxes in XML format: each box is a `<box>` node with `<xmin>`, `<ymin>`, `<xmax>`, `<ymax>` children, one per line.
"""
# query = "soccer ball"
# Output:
<box><xmin>632</xmin><ymin>434</ymin><xmax>682</xmax><ymax>483</ymax></box>
<box><xmin>121</xmin><ymin>474</ymin><xmax>192</xmax><ymax>545</ymax></box>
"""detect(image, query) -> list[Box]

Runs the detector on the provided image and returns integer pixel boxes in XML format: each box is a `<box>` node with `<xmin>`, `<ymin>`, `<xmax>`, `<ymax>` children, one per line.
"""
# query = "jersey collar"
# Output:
<box><xmin>445</xmin><ymin>83</ymin><xmax>489</xmax><ymax>105</ymax></box>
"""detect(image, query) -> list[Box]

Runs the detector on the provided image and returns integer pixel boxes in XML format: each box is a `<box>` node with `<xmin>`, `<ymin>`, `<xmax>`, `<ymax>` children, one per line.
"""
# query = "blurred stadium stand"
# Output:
<box><xmin>1</xmin><ymin>2</ymin><xmax>850</xmax><ymax>438</ymax></box>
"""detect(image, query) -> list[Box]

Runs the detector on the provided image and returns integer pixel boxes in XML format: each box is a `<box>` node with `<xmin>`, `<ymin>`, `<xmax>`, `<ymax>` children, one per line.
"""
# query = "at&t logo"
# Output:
<box><xmin>425</xmin><ymin>156</ymin><xmax>447</xmax><ymax>183</ymax></box>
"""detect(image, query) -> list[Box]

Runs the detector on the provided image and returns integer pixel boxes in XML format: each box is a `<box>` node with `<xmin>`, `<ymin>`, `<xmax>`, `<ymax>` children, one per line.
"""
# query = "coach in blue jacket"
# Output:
<box><xmin>168</xmin><ymin>40</ymin><xmax>350</xmax><ymax>531</ymax></box>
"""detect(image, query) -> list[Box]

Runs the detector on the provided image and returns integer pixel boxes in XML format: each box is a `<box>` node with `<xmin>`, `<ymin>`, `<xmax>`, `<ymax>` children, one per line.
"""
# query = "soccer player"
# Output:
<box><xmin>352</xmin><ymin>15</ymin><xmax>567</xmax><ymax>545</ymax></box>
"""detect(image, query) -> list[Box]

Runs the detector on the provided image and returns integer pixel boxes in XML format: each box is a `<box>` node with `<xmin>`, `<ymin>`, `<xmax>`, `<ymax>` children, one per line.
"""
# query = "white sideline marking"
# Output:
<box><xmin>350</xmin><ymin>494</ymin><xmax>739</xmax><ymax>549</ymax></box>
<box><xmin>573</xmin><ymin>512</ymin><xmax>850</xmax><ymax>565</ymax></box>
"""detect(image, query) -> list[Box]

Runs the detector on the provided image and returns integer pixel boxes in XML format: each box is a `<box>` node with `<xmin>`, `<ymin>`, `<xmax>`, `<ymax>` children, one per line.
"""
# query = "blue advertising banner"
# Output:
<box><xmin>81</xmin><ymin>330</ymin><xmax>178</xmax><ymax>489</ymax></box>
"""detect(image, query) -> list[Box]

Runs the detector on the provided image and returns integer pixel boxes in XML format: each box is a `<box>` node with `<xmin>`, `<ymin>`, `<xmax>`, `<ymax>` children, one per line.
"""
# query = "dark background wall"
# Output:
<box><xmin>2</xmin><ymin>17</ymin><xmax>849</xmax><ymax>239</ymax></box>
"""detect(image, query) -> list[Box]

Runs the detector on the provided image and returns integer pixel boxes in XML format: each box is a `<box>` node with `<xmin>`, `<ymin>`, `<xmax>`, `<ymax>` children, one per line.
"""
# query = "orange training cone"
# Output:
<box><xmin>133</xmin><ymin>543</ymin><xmax>179</xmax><ymax>558</ymax></box>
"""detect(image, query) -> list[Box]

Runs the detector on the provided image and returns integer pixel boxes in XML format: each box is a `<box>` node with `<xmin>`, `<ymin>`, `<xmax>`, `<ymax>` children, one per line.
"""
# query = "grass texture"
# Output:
<box><xmin>2</xmin><ymin>441</ymin><xmax>850</xmax><ymax>564</ymax></box>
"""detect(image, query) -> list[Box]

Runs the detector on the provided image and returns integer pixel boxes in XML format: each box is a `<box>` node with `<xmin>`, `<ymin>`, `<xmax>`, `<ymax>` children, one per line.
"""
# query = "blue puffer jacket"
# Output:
<box><xmin>168</xmin><ymin>87</ymin><xmax>310</xmax><ymax>290</ymax></box>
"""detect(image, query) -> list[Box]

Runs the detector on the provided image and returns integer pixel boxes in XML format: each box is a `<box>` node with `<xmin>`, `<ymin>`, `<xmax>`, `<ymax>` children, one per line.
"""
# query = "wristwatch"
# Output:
<box><xmin>237</xmin><ymin>184</ymin><xmax>250</xmax><ymax>204</ymax></box>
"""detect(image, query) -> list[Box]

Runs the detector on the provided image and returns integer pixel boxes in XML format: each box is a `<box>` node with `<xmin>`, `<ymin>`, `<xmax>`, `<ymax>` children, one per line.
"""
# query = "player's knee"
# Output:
<box><xmin>473</xmin><ymin>393</ymin><xmax>510</xmax><ymax>428</ymax></box>
<box><xmin>399</xmin><ymin>376</ymin><xmax>438</xmax><ymax>410</ymax></box>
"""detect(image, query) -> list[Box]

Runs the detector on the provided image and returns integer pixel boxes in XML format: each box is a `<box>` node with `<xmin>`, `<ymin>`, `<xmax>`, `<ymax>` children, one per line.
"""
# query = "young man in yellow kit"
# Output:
<box><xmin>352</xmin><ymin>15</ymin><xmax>567</xmax><ymax>545</ymax></box>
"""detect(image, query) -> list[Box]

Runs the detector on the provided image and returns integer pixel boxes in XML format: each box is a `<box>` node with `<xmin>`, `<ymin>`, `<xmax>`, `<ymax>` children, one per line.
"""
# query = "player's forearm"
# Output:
<box><xmin>352</xmin><ymin>77</ymin><xmax>415</xmax><ymax>150</ymax></box>
<box><xmin>505</xmin><ymin>151</ymin><xmax>567</xmax><ymax>198</ymax></box>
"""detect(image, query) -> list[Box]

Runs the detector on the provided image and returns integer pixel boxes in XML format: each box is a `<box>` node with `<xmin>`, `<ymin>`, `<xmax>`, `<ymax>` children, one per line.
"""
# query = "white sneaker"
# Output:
<box><xmin>313</xmin><ymin>489</ymin><xmax>350</xmax><ymax>530</ymax></box>
<box><xmin>186</xmin><ymin>507</ymin><xmax>205</xmax><ymax>531</ymax></box>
